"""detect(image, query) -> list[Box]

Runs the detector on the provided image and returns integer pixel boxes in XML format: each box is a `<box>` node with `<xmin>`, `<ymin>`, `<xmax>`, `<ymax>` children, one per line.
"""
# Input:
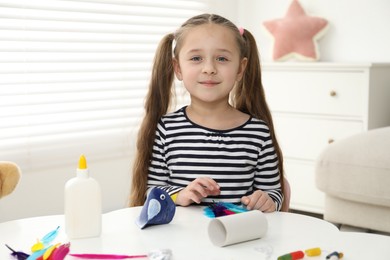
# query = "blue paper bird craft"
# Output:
<box><xmin>135</xmin><ymin>187</ymin><xmax>176</xmax><ymax>229</ymax></box>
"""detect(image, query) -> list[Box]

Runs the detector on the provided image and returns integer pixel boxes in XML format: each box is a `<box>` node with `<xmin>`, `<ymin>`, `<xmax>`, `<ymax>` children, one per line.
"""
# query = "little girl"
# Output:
<box><xmin>130</xmin><ymin>13</ymin><xmax>284</xmax><ymax>212</ymax></box>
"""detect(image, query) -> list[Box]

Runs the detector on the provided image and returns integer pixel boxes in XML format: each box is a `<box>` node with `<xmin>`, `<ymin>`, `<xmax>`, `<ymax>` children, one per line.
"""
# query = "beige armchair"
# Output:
<box><xmin>315</xmin><ymin>127</ymin><xmax>390</xmax><ymax>233</ymax></box>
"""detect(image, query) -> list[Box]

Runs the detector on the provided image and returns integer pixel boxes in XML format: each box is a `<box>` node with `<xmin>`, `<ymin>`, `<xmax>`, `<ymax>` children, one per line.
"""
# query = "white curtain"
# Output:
<box><xmin>0</xmin><ymin>0</ymin><xmax>206</xmax><ymax>171</ymax></box>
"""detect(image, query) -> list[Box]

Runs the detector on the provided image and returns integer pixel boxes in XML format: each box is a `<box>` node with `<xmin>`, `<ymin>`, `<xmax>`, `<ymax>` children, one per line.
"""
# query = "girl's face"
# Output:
<box><xmin>173</xmin><ymin>24</ymin><xmax>247</xmax><ymax>106</ymax></box>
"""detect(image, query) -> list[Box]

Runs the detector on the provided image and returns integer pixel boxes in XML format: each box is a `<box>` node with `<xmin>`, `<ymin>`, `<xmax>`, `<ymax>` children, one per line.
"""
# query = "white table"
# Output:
<box><xmin>0</xmin><ymin>206</ymin><xmax>389</xmax><ymax>259</ymax></box>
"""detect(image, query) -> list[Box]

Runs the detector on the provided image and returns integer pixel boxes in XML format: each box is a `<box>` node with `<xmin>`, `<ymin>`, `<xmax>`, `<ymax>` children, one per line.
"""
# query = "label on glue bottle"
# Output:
<box><xmin>65</xmin><ymin>154</ymin><xmax>102</xmax><ymax>239</ymax></box>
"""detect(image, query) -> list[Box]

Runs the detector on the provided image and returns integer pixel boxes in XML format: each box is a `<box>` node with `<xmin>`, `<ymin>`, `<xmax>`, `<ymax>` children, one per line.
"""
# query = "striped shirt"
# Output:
<box><xmin>147</xmin><ymin>106</ymin><xmax>283</xmax><ymax>210</ymax></box>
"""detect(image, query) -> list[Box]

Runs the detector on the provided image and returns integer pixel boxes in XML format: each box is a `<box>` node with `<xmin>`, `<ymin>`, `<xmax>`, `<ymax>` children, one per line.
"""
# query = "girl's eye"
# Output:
<box><xmin>160</xmin><ymin>194</ymin><xmax>166</xmax><ymax>200</ymax></box>
<box><xmin>216</xmin><ymin>57</ymin><xmax>228</xmax><ymax>62</ymax></box>
<box><xmin>190</xmin><ymin>56</ymin><xmax>202</xmax><ymax>62</ymax></box>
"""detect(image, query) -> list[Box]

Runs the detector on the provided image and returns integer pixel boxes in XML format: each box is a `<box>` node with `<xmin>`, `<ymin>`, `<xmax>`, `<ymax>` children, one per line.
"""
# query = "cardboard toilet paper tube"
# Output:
<box><xmin>208</xmin><ymin>210</ymin><xmax>268</xmax><ymax>247</ymax></box>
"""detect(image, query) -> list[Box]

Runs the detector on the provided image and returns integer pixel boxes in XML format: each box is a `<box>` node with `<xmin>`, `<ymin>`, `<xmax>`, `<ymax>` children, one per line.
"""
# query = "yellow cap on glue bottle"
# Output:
<box><xmin>78</xmin><ymin>154</ymin><xmax>87</xmax><ymax>169</ymax></box>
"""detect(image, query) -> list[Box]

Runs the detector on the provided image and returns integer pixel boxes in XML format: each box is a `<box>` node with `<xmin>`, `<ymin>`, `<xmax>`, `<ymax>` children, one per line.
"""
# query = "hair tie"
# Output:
<box><xmin>238</xmin><ymin>27</ymin><xmax>244</xmax><ymax>36</ymax></box>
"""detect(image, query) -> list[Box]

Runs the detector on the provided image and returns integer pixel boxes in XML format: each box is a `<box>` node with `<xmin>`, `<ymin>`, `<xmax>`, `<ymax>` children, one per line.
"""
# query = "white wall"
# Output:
<box><xmin>0</xmin><ymin>156</ymin><xmax>133</xmax><ymax>222</ymax></box>
<box><xmin>2</xmin><ymin>0</ymin><xmax>390</xmax><ymax>222</ymax></box>
<box><xmin>213</xmin><ymin>0</ymin><xmax>390</xmax><ymax>63</ymax></box>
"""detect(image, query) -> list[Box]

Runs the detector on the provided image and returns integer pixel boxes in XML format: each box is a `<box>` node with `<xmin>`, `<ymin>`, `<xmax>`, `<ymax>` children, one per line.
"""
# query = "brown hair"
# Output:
<box><xmin>129</xmin><ymin>13</ymin><xmax>284</xmax><ymax>207</ymax></box>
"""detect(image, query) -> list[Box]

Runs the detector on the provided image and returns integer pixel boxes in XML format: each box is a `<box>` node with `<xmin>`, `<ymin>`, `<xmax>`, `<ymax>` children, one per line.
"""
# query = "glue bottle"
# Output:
<box><xmin>65</xmin><ymin>154</ymin><xmax>102</xmax><ymax>239</ymax></box>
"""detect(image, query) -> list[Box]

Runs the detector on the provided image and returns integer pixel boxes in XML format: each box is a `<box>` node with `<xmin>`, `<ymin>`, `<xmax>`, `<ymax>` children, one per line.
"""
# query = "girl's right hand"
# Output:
<box><xmin>175</xmin><ymin>177</ymin><xmax>220</xmax><ymax>206</ymax></box>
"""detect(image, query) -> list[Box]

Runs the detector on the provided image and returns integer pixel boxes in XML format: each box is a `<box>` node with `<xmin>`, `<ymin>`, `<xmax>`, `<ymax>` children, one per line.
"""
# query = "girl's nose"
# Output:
<box><xmin>202</xmin><ymin>60</ymin><xmax>217</xmax><ymax>75</ymax></box>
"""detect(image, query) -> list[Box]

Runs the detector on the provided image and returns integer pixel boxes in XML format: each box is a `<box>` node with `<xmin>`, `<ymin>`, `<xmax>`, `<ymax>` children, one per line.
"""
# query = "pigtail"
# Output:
<box><xmin>234</xmin><ymin>29</ymin><xmax>262</xmax><ymax>115</ymax></box>
<box><xmin>129</xmin><ymin>33</ymin><xmax>176</xmax><ymax>207</ymax></box>
<box><xmin>233</xmin><ymin>29</ymin><xmax>285</xmax><ymax>191</ymax></box>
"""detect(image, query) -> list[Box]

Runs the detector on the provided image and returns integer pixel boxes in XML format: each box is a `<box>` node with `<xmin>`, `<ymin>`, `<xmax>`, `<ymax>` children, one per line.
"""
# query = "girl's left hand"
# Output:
<box><xmin>241</xmin><ymin>190</ymin><xmax>276</xmax><ymax>212</ymax></box>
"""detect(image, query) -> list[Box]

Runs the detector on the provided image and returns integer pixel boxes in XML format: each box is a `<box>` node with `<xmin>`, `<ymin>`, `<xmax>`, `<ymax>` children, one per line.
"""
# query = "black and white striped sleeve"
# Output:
<box><xmin>254</xmin><ymin>127</ymin><xmax>283</xmax><ymax>211</ymax></box>
<box><xmin>147</xmin><ymin>120</ymin><xmax>184</xmax><ymax>195</ymax></box>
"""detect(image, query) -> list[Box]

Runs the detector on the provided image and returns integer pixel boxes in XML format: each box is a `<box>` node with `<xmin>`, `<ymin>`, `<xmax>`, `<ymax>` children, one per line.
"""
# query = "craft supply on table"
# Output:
<box><xmin>203</xmin><ymin>201</ymin><xmax>248</xmax><ymax>218</ymax></box>
<box><xmin>69</xmin><ymin>249</ymin><xmax>172</xmax><ymax>260</ymax></box>
<box><xmin>326</xmin><ymin>251</ymin><xmax>344</xmax><ymax>259</ymax></box>
<box><xmin>5</xmin><ymin>244</ymin><xmax>29</xmax><ymax>260</ymax></box>
<box><xmin>305</xmin><ymin>247</ymin><xmax>322</xmax><ymax>256</ymax></box>
<box><xmin>65</xmin><ymin>154</ymin><xmax>102</xmax><ymax>239</ymax></box>
<box><xmin>5</xmin><ymin>226</ymin><xmax>70</xmax><ymax>260</ymax></box>
<box><xmin>278</xmin><ymin>248</ymin><xmax>344</xmax><ymax>260</ymax></box>
<box><xmin>208</xmin><ymin>210</ymin><xmax>268</xmax><ymax>247</ymax></box>
<box><xmin>277</xmin><ymin>250</ymin><xmax>304</xmax><ymax>260</ymax></box>
<box><xmin>135</xmin><ymin>187</ymin><xmax>176</xmax><ymax>229</ymax></box>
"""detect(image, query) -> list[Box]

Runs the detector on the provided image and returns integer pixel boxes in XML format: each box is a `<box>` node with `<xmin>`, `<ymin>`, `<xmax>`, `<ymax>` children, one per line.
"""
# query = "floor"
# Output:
<box><xmin>290</xmin><ymin>209</ymin><xmax>390</xmax><ymax>237</ymax></box>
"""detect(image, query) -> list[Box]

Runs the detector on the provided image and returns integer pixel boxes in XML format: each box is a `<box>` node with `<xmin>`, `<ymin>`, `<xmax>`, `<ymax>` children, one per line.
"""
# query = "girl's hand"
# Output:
<box><xmin>241</xmin><ymin>190</ymin><xmax>276</xmax><ymax>212</ymax></box>
<box><xmin>175</xmin><ymin>177</ymin><xmax>220</xmax><ymax>206</ymax></box>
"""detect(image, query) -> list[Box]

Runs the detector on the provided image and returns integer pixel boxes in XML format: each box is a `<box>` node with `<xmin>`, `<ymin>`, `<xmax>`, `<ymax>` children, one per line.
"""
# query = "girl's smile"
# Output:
<box><xmin>198</xmin><ymin>80</ymin><xmax>221</xmax><ymax>87</ymax></box>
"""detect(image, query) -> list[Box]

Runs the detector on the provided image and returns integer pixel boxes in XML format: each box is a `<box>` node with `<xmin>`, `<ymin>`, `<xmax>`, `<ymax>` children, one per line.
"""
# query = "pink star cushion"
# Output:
<box><xmin>263</xmin><ymin>0</ymin><xmax>328</xmax><ymax>61</ymax></box>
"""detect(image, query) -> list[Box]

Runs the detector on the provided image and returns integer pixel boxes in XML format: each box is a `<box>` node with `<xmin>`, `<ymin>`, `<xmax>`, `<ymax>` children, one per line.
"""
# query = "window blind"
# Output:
<box><xmin>0</xmin><ymin>0</ymin><xmax>206</xmax><ymax>171</ymax></box>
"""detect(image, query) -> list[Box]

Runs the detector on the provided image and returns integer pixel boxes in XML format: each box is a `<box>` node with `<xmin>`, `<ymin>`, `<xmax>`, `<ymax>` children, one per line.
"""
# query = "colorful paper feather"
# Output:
<box><xmin>27</xmin><ymin>247</ymin><xmax>48</xmax><ymax>260</ymax></box>
<box><xmin>31</xmin><ymin>226</ymin><xmax>60</xmax><ymax>253</ymax></box>
<box><xmin>69</xmin><ymin>253</ymin><xmax>148</xmax><ymax>259</ymax></box>
<box><xmin>69</xmin><ymin>249</ymin><xmax>172</xmax><ymax>260</ymax></box>
<box><xmin>6</xmin><ymin>226</ymin><xmax>68</xmax><ymax>260</ymax></box>
<box><xmin>41</xmin><ymin>226</ymin><xmax>60</xmax><ymax>245</ymax></box>
<box><xmin>42</xmin><ymin>243</ymin><xmax>60</xmax><ymax>260</ymax></box>
<box><xmin>49</xmin><ymin>243</ymin><xmax>70</xmax><ymax>260</ymax></box>
<box><xmin>5</xmin><ymin>244</ymin><xmax>30</xmax><ymax>260</ymax></box>
<box><xmin>203</xmin><ymin>201</ymin><xmax>248</xmax><ymax>218</ymax></box>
